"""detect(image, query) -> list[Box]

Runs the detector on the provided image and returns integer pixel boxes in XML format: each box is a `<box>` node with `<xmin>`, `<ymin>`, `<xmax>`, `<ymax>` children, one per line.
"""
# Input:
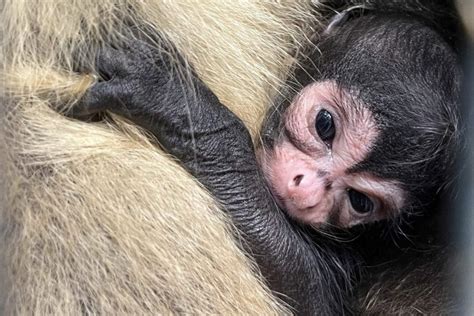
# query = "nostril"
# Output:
<box><xmin>293</xmin><ymin>174</ymin><xmax>304</xmax><ymax>186</ymax></box>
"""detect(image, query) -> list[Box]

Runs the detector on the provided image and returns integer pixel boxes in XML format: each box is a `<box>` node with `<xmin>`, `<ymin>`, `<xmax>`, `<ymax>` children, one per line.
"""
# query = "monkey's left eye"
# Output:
<box><xmin>348</xmin><ymin>189</ymin><xmax>374</xmax><ymax>215</ymax></box>
<box><xmin>315</xmin><ymin>109</ymin><xmax>336</xmax><ymax>145</ymax></box>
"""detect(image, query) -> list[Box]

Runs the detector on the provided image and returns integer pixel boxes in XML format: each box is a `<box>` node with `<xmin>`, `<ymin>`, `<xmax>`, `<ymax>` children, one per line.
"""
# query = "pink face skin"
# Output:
<box><xmin>259</xmin><ymin>81</ymin><xmax>406</xmax><ymax>228</ymax></box>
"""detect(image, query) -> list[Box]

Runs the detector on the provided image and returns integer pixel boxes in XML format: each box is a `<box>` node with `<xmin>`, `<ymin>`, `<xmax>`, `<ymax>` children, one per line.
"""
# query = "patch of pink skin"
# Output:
<box><xmin>259</xmin><ymin>81</ymin><xmax>405</xmax><ymax>227</ymax></box>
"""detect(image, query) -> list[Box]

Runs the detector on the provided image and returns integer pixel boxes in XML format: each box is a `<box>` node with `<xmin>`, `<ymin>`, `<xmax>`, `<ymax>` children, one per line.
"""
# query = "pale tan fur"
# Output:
<box><xmin>457</xmin><ymin>0</ymin><xmax>474</xmax><ymax>38</ymax></box>
<box><xmin>1</xmin><ymin>0</ymin><xmax>320</xmax><ymax>314</ymax></box>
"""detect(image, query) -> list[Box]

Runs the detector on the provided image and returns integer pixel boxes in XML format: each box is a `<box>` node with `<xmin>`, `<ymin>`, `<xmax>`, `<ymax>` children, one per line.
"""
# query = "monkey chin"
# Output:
<box><xmin>285</xmin><ymin>205</ymin><xmax>330</xmax><ymax>228</ymax></box>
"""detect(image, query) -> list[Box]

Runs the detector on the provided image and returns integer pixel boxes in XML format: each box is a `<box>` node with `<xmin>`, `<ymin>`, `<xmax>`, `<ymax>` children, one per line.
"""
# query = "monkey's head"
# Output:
<box><xmin>259</xmin><ymin>13</ymin><xmax>461</xmax><ymax>228</ymax></box>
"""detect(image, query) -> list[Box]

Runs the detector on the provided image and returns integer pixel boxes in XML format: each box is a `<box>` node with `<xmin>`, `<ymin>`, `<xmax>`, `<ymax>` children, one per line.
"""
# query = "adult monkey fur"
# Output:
<box><xmin>0</xmin><ymin>1</ymin><xmax>315</xmax><ymax>314</ymax></box>
<box><xmin>0</xmin><ymin>0</ymin><xmax>464</xmax><ymax>315</ymax></box>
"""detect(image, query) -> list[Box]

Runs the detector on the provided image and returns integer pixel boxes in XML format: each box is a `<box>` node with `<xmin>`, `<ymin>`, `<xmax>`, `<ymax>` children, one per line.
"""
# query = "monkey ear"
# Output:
<box><xmin>324</xmin><ymin>5</ymin><xmax>372</xmax><ymax>35</ymax></box>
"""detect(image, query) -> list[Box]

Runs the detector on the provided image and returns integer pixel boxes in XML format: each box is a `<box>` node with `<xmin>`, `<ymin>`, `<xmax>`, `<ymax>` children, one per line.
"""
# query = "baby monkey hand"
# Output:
<box><xmin>70</xmin><ymin>40</ymin><xmax>197</xmax><ymax>125</ymax></box>
<box><xmin>70</xmin><ymin>39</ymin><xmax>254</xmax><ymax>176</ymax></box>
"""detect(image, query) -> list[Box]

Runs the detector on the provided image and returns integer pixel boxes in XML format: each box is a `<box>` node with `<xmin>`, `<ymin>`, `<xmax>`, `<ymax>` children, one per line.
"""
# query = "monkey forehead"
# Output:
<box><xmin>288</xmin><ymin>80</ymin><xmax>379</xmax><ymax>166</ymax></box>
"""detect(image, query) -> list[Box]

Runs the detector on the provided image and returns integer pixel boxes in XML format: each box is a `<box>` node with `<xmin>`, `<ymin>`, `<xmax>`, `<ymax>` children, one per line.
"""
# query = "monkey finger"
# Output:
<box><xmin>66</xmin><ymin>81</ymin><xmax>122</xmax><ymax>118</ymax></box>
<box><xmin>95</xmin><ymin>46</ymin><xmax>132</xmax><ymax>80</ymax></box>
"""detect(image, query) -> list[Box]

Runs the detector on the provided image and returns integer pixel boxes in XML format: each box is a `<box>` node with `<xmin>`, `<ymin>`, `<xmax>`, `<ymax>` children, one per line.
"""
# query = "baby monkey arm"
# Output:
<box><xmin>70</xmin><ymin>40</ymin><xmax>354</xmax><ymax>315</ymax></box>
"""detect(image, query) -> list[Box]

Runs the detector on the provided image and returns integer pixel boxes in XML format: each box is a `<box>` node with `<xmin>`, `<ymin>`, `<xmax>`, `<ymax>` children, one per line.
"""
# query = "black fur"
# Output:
<box><xmin>319</xmin><ymin>14</ymin><xmax>461</xmax><ymax>209</ymax></box>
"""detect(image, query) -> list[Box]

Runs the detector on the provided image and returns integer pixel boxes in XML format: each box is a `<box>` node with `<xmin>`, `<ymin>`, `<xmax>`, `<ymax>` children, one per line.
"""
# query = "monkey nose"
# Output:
<box><xmin>292</xmin><ymin>174</ymin><xmax>304</xmax><ymax>186</ymax></box>
<box><xmin>288</xmin><ymin>172</ymin><xmax>315</xmax><ymax>191</ymax></box>
<box><xmin>286</xmin><ymin>171</ymin><xmax>325</xmax><ymax>209</ymax></box>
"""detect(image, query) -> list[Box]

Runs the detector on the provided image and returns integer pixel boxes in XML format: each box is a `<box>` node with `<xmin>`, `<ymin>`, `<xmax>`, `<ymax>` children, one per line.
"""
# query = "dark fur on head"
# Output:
<box><xmin>263</xmin><ymin>13</ymin><xmax>462</xmax><ymax>214</ymax></box>
<box><xmin>320</xmin><ymin>14</ymin><xmax>461</xmax><ymax>209</ymax></box>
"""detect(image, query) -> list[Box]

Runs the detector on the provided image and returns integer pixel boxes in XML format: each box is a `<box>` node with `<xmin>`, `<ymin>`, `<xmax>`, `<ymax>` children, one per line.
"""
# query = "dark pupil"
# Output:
<box><xmin>315</xmin><ymin>109</ymin><xmax>336</xmax><ymax>143</ymax></box>
<box><xmin>348</xmin><ymin>189</ymin><xmax>374</xmax><ymax>214</ymax></box>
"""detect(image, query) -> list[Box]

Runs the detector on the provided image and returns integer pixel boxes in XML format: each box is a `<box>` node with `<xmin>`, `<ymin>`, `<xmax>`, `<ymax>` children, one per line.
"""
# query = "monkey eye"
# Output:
<box><xmin>315</xmin><ymin>109</ymin><xmax>336</xmax><ymax>145</ymax></box>
<box><xmin>348</xmin><ymin>189</ymin><xmax>374</xmax><ymax>215</ymax></box>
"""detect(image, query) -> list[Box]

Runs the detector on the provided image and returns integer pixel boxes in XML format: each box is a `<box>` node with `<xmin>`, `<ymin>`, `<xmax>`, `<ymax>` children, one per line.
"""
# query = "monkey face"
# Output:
<box><xmin>258</xmin><ymin>15</ymin><xmax>460</xmax><ymax>229</ymax></box>
<box><xmin>258</xmin><ymin>81</ymin><xmax>405</xmax><ymax>227</ymax></box>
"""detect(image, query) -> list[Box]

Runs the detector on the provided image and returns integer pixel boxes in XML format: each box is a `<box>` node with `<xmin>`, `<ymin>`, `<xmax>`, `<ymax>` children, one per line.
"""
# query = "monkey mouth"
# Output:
<box><xmin>266</xmin><ymin>183</ymin><xmax>320</xmax><ymax>223</ymax></box>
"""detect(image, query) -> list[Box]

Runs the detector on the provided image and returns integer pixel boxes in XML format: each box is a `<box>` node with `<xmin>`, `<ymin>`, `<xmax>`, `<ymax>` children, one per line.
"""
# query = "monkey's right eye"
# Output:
<box><xmin>315</xmin><ymin>109</ymin><xmax>336</xmax><ymax>145</ymax></box>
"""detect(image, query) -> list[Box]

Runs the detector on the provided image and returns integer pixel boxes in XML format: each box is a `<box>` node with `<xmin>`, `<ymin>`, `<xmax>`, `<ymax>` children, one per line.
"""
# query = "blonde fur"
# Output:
<box><xmin>1</xmin><ymin>0</ymin><xmax>320</xmax><ymax>314</ymax></box>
